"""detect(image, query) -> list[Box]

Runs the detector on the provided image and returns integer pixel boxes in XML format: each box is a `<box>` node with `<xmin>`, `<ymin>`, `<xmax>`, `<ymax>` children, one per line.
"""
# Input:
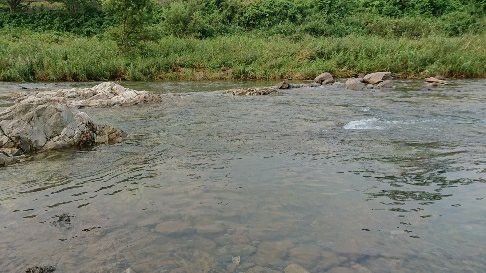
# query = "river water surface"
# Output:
<box><xmin>0</xmin><ymin>81</ymin><xmax>485</xmax><ymax>273</ymax></box>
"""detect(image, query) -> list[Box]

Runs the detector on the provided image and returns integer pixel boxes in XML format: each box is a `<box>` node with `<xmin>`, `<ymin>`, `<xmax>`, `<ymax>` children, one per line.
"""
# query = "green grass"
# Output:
<box><xmin>1</xmin><ymin>30</ymin><xmax>485</xmax><ymax>82</ymax></box>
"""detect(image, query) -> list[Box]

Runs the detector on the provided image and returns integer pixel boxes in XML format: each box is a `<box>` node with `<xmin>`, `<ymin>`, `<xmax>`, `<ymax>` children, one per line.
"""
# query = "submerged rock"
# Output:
<box><xmin>284</xmin><ymin>264</ymin><xmax>311</xmax><ymax>273</ymax></box>
<box><xmin>363</xmin><ymin>72</ymin><xmax>392</xmax><ymax>84</ymax></box>
<box><xmin>0</xmin><ymin>103</ymin><xmax>124</xmax><ymax>165</ymax></box>
<box><xmin>14</xmin><ymin>82</ymin><xmax>161</xmax><ymax>108</ymax></box>
<box><xmin>314</xmin><ymin>72</ymin><xmax>335</xmax><ymax>85</ymax></box>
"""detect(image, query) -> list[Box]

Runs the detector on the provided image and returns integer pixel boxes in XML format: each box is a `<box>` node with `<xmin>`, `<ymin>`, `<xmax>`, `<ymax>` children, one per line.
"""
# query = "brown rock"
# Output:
<box><xmin>377</xmin><ymin>80</ymin><xmax>394</xmax><ymax>89</ymax></box>
<box><xmin>425</xmin><ymin>77</ymin><xmax>448</xmax><ymax>85</ymax></box>
<box><xmin>363</xmin><ymin>72</ymin><xmax>392</xmax><ymax>84</ymax></box>
<box><xmin>314</xmin><ymin>72</ymin><xmax>335</xmax><ymax>85</ymax></box>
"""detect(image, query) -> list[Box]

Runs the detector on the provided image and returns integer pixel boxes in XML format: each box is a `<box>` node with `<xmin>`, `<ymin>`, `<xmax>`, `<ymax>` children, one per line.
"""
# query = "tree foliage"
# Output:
<box><xmin>48</xmin><ymin>0</ymin><xmax>101</xmax><ymax>14</ymax></box>
<box><xmin>103</xmin><ymin>0</ymin><xmax>157</xmax><ymax>53</ymax></box>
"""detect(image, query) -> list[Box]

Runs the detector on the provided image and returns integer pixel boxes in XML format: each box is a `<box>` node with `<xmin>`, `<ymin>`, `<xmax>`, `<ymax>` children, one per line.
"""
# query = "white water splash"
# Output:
<box><xmin>343</xmin><ymin>118</ymin><xmax>383</xmax><ymax>130</ymax></box>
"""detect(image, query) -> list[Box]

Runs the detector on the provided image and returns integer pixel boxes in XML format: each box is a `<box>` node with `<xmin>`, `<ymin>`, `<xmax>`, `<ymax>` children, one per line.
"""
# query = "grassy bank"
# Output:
<box><xmin>0</xmin><ymin>30</ymin><xmax>485</xmax><ymax>81</ymax></box>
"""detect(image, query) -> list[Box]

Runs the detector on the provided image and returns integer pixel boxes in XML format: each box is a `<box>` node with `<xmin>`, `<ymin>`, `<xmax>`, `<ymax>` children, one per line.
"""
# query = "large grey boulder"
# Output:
<box><xmin>0</xmin><ymin>103</ymin><xmax>124</xmax><ymax>162</ymax></box>
<box><xmin>14</xmin><ymin>82</ymin><xmax>161</xmax><ymax>108</ymax></box>
<box><xmin>314</xmin><ymin>72</ymin><xmax>335</xmax><ymax>85</ymax></box>
<box><xmin>363</xmin><ymin>72</ymin><xmax>392</xmax><ymax>84</ymax></box>
<box><xmin>345</xmin><ymin>78</ymin><xmax>366</xmax><ymax>91</ymax></box>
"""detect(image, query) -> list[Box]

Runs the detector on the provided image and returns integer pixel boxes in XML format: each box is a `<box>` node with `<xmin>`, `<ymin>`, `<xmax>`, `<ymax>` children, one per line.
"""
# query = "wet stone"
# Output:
<box><xmin>254</xmin><ymin>240</ymin><xmax>294</xmax><ymax>267</ymax></box>
<box><xmin>288</xmin><ymin>245</ymin><xmax>321</xmax><ymax>268</ymax></box>
<box><xmin>179</xmin><ymin>250</ymin><xmax>215</xmax><ymax>273</ymax></box>
<box><xmin>216</xmin><ymin>244</ymin><xmax>257</xmax><ymax>257</ymax></box>
<box><xmin>195</xmin><ymin>221</ymin><xmax>226</xmax><ymax>235</ymax></box>
<box><xmin>313</xmin><ymin>251</ymin><xmax>346</xmax><ymax>271</ymax></box>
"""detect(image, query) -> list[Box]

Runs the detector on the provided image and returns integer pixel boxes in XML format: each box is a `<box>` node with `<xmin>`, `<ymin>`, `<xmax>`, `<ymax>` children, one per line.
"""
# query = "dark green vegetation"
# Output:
<box><xmin>1</xmin><ymin>0</ymin><xmax>485</xmax><ymax>81</ymax></box>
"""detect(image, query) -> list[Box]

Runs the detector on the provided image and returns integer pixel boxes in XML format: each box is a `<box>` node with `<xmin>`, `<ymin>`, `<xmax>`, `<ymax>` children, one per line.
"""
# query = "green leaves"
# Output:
<box><xmin>103</xmin><ymin>0</ymin><xmax>158</xmax><ymax>53</ymax></box>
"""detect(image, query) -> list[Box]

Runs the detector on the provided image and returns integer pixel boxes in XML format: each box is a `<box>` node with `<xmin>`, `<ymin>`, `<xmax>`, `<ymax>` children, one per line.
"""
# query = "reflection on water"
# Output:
<box><xmin>0</xmin><ymin>80</ymin><xmax>485</xmax><ymax>273</ymax></box>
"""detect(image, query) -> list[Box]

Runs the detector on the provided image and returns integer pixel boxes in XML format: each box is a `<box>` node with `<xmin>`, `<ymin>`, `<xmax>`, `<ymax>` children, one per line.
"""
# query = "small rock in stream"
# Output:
<box><xmin>314</xmin><ymin>72</ymin><xmax>335</xmax><ymax>85</ymax></box>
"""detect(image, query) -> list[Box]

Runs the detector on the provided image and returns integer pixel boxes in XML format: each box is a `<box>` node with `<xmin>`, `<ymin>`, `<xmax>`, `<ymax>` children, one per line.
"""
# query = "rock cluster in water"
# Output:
<box><xmin>345</xmin><ymin>72</ymin><xmax>394</xmax><ymax>91</ymax></box>
<box><xmin>0</xmin><ymin>82</ymin><xmax>163</xmax><ymax>167</ymax></box>
<box><xmin>227</xmin><ymin>71</ymin><xmax>399</xmax><ymax>96</ymax></box>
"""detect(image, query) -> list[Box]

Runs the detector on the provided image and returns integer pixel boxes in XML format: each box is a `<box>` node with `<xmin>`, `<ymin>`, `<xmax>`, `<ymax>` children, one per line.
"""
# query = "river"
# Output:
<box><xmin>0</xmin><ymin>80</ymin><xmax>485</xmax><ymax>272</ymax></box>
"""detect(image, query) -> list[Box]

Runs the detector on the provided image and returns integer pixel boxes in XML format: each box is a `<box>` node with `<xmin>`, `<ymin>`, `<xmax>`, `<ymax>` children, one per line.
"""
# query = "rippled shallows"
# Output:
<box><xmin>0</xmin><ymin>81</ymin><xmax>485</xmax><ymax>273</ymax></box>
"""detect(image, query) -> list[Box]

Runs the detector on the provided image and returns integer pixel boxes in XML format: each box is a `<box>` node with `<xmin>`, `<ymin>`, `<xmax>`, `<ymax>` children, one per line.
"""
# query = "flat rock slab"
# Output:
<box><xmin>13</xmin><ymin>82</ymin><xmax>161</xmax><ymax>108</ymax></box>
<box><xmin>227</xmin><ymin>87</ymin><xmax>279</xmax><ymax>96</ymax></box>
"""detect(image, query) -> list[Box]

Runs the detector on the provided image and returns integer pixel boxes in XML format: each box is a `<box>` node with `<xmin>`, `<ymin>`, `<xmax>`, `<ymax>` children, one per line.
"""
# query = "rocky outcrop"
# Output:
<box><xmin>363</xmin><ymin>72</ymin><xmax>392</xmax><ymax>84</ymax></box>
<box><xmin>314</xmin><ymin>72</ymin><xmax>335</xmax><ymax>85</ymax></box>
<box><xmin>227</xmin><ymin>87</ymin><xmax>279</xmax><ymax>96</ymax></box>
<box><xmin>345</xmin><ymin>78</ymin><xmax>366</xmax><ymax>91</ymax></box>
<box><xmin>13</xmin><ymin>82</ymin><xmax>161</xmax><ymax>108</ymax></box>
<box><xmin>0</xmin><ymin>103</ymin><xmax>124</xmax><ymax>166</ymax></box>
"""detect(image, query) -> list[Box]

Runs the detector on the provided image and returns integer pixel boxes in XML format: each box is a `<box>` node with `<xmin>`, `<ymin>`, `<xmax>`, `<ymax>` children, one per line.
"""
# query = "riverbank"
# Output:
<box><xmin>1</xmin><ymin>31</ymin><xmax>485</xmax><ymax>82</ymax></box>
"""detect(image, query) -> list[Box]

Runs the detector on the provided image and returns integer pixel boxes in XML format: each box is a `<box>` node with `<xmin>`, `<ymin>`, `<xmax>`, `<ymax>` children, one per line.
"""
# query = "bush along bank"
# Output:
<box><xmin>0</xmin><ymin>31</ymin><xmax>485</xmax><ymax>82</ymax></box>
<box><xmin>0</xmin><ymin>0</ymin><xmax>485</xmax><ymax>81</ymax></box>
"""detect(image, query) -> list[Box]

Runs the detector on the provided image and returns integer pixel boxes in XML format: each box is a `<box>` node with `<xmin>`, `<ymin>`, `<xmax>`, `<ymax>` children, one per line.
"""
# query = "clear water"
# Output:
<box><xmin>0</xmin><ymin>80</ymin><xmax>485</xmax><ymax>273</ymax></box>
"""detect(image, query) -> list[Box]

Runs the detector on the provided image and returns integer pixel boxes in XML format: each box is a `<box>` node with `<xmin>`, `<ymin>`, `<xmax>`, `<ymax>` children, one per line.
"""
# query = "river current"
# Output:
<box><xmin>0</xmin><ymin>80</ymin><xmax>485</xmax><ymax>273</ymax></box>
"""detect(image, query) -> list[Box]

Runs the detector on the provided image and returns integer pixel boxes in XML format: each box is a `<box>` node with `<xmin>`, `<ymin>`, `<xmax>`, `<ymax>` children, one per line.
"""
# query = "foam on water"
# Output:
<box><xmin>343</xmin><ymin>118</ymin><xmax>383</xmax><ymax>130</ymax></box>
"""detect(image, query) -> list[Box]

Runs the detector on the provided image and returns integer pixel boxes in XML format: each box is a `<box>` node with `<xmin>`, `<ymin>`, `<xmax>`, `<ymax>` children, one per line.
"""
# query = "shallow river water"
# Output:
<box><xmin>0</xmin><ymin>81</ymin><xmax>485</xmax><ymax>273</ymax></box>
